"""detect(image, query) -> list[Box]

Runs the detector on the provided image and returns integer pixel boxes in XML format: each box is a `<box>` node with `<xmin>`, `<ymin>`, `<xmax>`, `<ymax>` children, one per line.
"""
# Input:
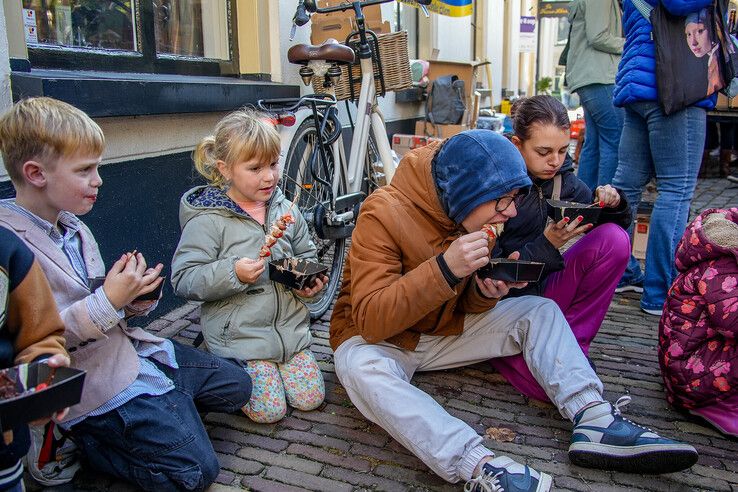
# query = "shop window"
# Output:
<box><xmin>21</xmin><ymin>0</ymin><xmax>233</xmax><ymax>74</ymax></box>
<box><xmin>154</xmin><ymin>0</ymin><xmax>230</xmax><ymax>59</ymax></box>
<box><xmin>394</xmin><ymin>2</ymin><xmax>418</xmax><ymax>58</ymax></box>
<box><xmin>22</xmin><ymin>0</ymin><xmax>135</xmax><ymax>50</ymax></box>
<box><xmin>556</xmin><ymin>17</ymin><xmax>569</xmax><ymax>46</ymax></box>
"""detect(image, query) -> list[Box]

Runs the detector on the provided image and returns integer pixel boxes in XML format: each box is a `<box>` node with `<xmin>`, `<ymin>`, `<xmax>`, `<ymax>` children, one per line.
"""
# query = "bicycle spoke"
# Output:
<box><xmin>281</xmin><ymin>173</ymin><xmax>323</xmax><ymax>206</ymax></box>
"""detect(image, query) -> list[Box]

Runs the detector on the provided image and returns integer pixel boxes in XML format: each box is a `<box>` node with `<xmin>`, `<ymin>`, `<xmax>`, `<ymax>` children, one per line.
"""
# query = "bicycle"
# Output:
<box><xmin>257</xmin><ymin>0</ymin><xmax>431</xmax><ymax>320</ymax></box>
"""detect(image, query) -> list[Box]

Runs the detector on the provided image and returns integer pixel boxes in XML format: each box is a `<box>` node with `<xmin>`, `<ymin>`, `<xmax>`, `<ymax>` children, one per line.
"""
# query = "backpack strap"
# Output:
<box><xmin>551</xmin><ymin>174</ymin><xmax>562</xmax><ymax>201</ymax></box>
<box><xmin>631</xmin><ymin>0</ymin><xmax>653</xmax><ymax>22</ymax></box>
<box><xmin>426</xmin><ymin>80</ymin><xmax>435</xmax><ymax>126</ymax></box>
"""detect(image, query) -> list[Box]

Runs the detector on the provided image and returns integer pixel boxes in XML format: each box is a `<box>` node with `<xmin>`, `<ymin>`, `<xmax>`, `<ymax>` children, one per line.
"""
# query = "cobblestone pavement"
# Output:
<box><xmin>51</xmin><ymin>179</ymin><xmax>738</xmax><ymax>491</ymax></box>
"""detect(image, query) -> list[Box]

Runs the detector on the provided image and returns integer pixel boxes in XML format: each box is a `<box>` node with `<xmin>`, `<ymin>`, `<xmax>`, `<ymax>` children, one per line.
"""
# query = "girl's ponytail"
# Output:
<box><xmin>194</xmin><ymin>135</ymin><xmax>227</xmax><ymax>188</ymax></box>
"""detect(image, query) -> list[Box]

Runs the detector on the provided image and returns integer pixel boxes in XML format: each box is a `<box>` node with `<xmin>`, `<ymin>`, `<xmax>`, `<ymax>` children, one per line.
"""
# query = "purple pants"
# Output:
<box><xmin>489</xmin><ymin>223</ymin><xmax>631</xmax><ymax>401</ymax></box>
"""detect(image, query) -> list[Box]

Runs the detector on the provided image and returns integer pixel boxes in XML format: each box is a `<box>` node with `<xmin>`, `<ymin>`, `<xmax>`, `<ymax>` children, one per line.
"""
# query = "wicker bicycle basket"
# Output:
<box><xmin>311</xmin><ymin>30</ymin><xmax>412</xmax><ymax>101</ymax></box>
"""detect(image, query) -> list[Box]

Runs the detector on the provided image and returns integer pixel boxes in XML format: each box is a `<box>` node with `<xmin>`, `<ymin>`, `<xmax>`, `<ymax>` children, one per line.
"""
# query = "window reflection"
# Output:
<box><xmin>22</xmin><ymin>0</ymin><xmax>136</xmax><ymax>51</ymax></box>
<box><xmin>154</xmin><ymin>0</ymin><xmax>230</xmax><ymax>59</ymax></box>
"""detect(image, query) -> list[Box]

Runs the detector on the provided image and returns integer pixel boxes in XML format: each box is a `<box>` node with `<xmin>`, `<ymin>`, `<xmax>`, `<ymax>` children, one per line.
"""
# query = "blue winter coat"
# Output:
<box><xmin>613</xmin><ymin>0</ymin><xmax>716</xmax><ymax>109</ymax></box>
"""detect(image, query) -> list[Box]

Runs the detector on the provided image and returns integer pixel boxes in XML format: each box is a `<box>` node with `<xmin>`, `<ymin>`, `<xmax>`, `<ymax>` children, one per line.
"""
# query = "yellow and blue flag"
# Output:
<box><xmin>399</xmin><ymin>0</ymin><xmax>473</xmax><ymax>17</ymax></box>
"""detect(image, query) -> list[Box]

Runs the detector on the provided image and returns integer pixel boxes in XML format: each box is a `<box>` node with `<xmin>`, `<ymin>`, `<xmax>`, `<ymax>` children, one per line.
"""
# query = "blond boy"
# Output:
<box><xmin>0</xmin><ymin>97</ymin><xmax>251</xmax><ymax>491</ymax></box>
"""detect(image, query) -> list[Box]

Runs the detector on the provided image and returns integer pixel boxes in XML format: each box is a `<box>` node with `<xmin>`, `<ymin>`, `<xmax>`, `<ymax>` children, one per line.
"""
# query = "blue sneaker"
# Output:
<box><xmin>569</xmin><ymin>397</ymin><xmax>698</xmax><ymax>474</ymax></box>
<box><xmin>464</xmin><ymin>456</ymin><xmax>552</xmax><ymax>492</ymax></box>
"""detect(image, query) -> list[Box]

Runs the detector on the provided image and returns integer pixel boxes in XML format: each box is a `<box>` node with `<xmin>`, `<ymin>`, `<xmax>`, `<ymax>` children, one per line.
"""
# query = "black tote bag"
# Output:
<box><xmin>633</xmin><ymin>0</ymin><xmax>725</xmax><ymax>114</ymax></box>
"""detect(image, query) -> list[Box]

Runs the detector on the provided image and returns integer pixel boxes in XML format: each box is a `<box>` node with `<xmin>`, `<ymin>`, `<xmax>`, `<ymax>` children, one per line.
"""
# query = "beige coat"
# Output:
<box><xmin>0</xmin><ymin>208</ymin><xmax>164</xmax><ymax>422</ymax></box>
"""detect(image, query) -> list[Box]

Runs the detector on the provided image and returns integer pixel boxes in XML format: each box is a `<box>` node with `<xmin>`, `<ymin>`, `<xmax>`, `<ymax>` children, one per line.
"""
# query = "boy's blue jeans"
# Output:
<box><xmin>71</xmin><ymin>341</ymin><xmax>251</xmax><ymax>492</ymax></box>
<box><xmin>575</xmin><ymin>83</ymin><xmax>624</xmax><ymax>189</ymax></box>
<box><xmin>613</xmin><ymin>101</ymin><xmax>705</xmax><ymax>311</ymax></box>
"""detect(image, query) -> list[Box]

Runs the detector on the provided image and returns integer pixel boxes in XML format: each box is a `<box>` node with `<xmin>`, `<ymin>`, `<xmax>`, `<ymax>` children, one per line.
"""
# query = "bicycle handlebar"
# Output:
<box><xmin>306</xmin><ymin>0</ymin><xmax>394</xmax><ymax>15</ymax></box>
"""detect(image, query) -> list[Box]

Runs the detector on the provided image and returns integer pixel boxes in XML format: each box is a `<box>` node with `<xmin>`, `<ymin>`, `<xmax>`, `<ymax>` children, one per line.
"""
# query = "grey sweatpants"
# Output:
<box><xmin>334</xmin><ymin>296</ymin><xmax>603</xmax><ymax>483</ymax></box>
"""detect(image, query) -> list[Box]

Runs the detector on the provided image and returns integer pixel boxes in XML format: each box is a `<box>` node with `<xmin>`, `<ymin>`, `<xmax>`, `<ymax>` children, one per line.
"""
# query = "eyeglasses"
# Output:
<box><xmin>494</xmin><ymin>194</ymin><xmax>517</xmax><ymax>213</ymax></box>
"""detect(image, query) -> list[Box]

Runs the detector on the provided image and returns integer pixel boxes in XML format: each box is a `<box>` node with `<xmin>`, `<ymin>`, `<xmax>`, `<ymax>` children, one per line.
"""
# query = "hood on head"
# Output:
<box><xmin>388</xmin><ymin>141</ymin><xmax>455</xmax><ymax>230</ymax></box>
<box><xmin>431</xmin><ymin>130</ymin><xmax>531</xmax><ymax>224</ymax></box>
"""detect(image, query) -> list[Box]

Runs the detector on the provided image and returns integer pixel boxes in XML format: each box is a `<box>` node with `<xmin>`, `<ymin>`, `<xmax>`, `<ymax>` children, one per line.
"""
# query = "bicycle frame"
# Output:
<box><xmin>344</xmin><ymin>55</ymin><xmax>396</xmax><ymax>192</ymax></box>
<box><xmin>275</xmin><ymin>66</ymin><xmax>395</xmax><ymax>201</ymax></box>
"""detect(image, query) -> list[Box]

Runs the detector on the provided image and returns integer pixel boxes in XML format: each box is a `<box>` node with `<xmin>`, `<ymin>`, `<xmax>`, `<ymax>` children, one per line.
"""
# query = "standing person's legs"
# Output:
<box><xmin>613</xmin><ymin>103</ymin><xmax>653</xmax><ymax>288</ymax></box>
<box><xmin>576</xmin><ymin>89</ymin><xmax>601</xmax><ymax>190</ymax></box>
<box><xmin>335</xmin><ymin>296</ymin><xmax>603</xmax><ymax>483</ymax></box>
<box><xmin>489</xmin><ymin>224</ymin><xmax>630</xmax><ymax>401</ymax></box>
<box><xmin>640</xmin><ymin>104</ymin><xmax>705</xmax><ymax>312</ymax></box>
<box><xmin>577</xmin><ymin>84</ymin><xmax>625</xmax><ymax>187</ymax></box>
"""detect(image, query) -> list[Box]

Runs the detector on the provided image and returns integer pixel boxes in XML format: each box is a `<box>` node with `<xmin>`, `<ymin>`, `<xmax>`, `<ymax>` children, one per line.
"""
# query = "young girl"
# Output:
<box><xmin>659</xmin><ymin>208</ymin><xmax>738</xmax><ymax>437</ymax></box>
<box><xmin>171</xmin><ymin>109</ymin><xmax>326</xmax><ymax>423</ymax></box>
<box><xmin>491</xmin><ymin>95</ymin><xmax>632</xmax><ymax>402</ymax></box>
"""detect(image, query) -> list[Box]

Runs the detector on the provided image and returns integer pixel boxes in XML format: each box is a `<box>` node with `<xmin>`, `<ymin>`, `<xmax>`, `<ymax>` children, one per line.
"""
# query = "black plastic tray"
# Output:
<box><xmin>477</xmin><ymin>259</ymin><xmax>545</xmax><ymax>283</ymax></box>
<box><xmin>88</xmin><ymin>276</ymin><xmax>163</xmax><ymax>301</ymax></box>
<box><xmin>0</xmin><ymin>362</ymin><xmax>86</xmax><ymax>431</ymax></box>
<box><xmin>269</xmin><ymin>258</ymin><xmax>328</xmax><ymax>290</ymax></box>
<box><xmin>546</xmin><ymin>199</ymin><xmax>602</xmax><ymax>225</ymax></box>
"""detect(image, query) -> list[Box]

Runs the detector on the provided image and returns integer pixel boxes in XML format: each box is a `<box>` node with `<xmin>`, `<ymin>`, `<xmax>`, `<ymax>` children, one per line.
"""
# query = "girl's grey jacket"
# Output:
<box><xmin>171</xmin><ymin>185</ymin><xmax>317</xmax><ymax>363</ymax></box>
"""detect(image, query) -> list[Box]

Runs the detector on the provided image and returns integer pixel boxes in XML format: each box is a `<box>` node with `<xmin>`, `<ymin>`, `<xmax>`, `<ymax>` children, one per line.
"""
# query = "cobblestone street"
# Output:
<box><xmin>56</xmin><ymin>179</ymin><xmax>738</xmax><ymax>492</ymax></box>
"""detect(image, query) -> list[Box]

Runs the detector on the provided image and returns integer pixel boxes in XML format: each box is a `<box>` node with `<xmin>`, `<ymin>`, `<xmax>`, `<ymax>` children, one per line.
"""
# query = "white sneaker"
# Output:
<box><xmin>614</xmin><ymin>280</ymin><xmax>644</xmax><ymax>294</ymax></box>
<box><xmin>24</xmin><ymin>422</ymin><xmax>80</xmax><ymax>486</ymax></box>
<box><xmin>570</xmin><ymin>397</ymin><xmax>698</xmax><ymax>474</ymax></box>
<box><xmin>465</xmin><ymin>456</ymin><xmax>552</xmax><ymax>492</ymax></box>
<box><xmin>641</xmin><ymin>307</ymin><xmax>663</xmax><ymax>316</ymax></box>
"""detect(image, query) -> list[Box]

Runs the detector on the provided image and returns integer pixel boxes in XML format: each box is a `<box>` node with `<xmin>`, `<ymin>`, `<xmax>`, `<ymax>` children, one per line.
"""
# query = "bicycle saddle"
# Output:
<box><xmin>287</xmin><ymin>39</ymin><xmax>355</xmax><ymax>65</ymax></box>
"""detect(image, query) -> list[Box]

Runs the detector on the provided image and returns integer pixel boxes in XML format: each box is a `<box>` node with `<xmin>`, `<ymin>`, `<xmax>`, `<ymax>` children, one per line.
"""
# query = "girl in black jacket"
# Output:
<box><xmin>491</xmin><ymin>95</ymin><xmax>632</xmax><ymax>402</ymax></box>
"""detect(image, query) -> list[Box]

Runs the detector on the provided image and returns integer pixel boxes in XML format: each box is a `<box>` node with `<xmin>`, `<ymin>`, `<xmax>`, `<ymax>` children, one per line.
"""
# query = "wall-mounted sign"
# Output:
<box><xmin>520</xmin><ymin>16</ymin><xmax>536</xmax><ymax>52</ymax></box>
<box><xmin>538</xmin><ymin>0</ymin><xmax>570</xmax><ymax>18</ymax></box>
<box><xmin>22</xmin><ymin>9</ymin><xmax>38</xmax><ymax>44</ymax></box>
<box><xmin>399</xmin><ymin>0</ymin><xmax>473</xmax><ymax>17</ymax></box>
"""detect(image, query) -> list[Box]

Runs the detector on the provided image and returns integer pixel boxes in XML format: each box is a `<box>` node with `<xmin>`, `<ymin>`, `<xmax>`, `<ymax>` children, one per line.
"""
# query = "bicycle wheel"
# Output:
<box><xmin>282</xmin><ymin>117</ymin><xmax>346</xmax><ymax>321</ymax></box>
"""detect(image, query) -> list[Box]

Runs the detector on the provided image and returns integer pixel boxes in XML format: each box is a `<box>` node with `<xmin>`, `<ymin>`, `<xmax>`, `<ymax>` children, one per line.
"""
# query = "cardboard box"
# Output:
<box><xmin>716</xmin><ymin>93</ymin><xmax>738</xmax><ymax>110</ymax></box>
<box><xmin>366</xmin><ymin>20</ymin><xmax>391</xmax><ymax>35</ymax></box>
<box><xmin>632</xmin><ymin>212</ymin><xmax>651</xmax><ymax>260</ymax></box>
<box><xmin>415</xmin><ymin>121</ymin><xmax>468</xmax><ymax>139</ymax></box>
<box><xmin>311</xmin><ymin>16</ymin><xmax>355</xmax><ymax>44</ymax></box>
<box><xmin>310</xmin><ymin>15</ymin><xmax>389</xmax><ymax>45</ymax></box>
<box><xmin>427</xmin><ymin>59</ymin><xmax>490</xmax><ymax>124</ymax></box>
<box><xmin>392</xmin><ymin>134</ymin><xmax>443</xmax><ymax>158</ymax></box>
